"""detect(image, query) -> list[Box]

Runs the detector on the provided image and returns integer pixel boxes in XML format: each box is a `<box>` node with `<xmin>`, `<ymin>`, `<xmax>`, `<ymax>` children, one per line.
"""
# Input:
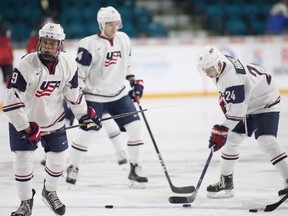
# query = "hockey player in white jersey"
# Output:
<box><xmin>66</xmin><ymin>6</ymin><xmax>148</xmax><ymax>188</ymax></box>
<box><xmin>197</xmin><ymin>46</ymin><xmax>288</xmax><ymax>198</ymax></box>
<box><xmin>3</xmin><ymin>22</ymin><xmax>101</xmax><ymax>216</ymax></box>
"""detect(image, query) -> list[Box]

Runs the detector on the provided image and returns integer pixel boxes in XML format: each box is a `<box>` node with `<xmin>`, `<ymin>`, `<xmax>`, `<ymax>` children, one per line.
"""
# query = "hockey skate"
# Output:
<box><xmin>66</xmin><ymin>164</ymin><xmax>79</xmax><ymax>185</ymax></box>
<box><xmin>11</xmin><ymin>189</ymin><xmax>35</xmax><ymax>216</ymax></box>
<box><xmin>128</xmin><ymin>163</ymin><xmax>148</xmax><ymax>189</ymax></box>
<box><xmin>116</xmin><ymin>150</ymin><xmax>128</xmax><ymax>165</ymax></box>
<box><xmin>278</xmin><ymin>179</ymin><xmax>288</xmax><ymax>196</ymax></box>
<box><xmin>207</xmin><ymin>174</ymin><xmax>234</xmax><ymax>199</ymax></box>
<box><xmin>42</xmin><ymin>185</ymin><xmax>66</xmax><ymax>215</ymax></box>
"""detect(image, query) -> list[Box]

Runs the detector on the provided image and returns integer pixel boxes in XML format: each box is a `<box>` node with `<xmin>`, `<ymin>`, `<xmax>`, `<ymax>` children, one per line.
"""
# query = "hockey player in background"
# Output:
<box><xmin>3</xmin><ymin>22</ymin><xmax>101</xmax><ymax>216</ymax></box>
<box><xmin>197</xmin><ymin>46</ymin><xmax>288</xmax><ymax>199</ymax></box>
<box><xmin>66</xmin><ymin>6</ymin><xmax>148</xmax><ymax>188</ymax></box>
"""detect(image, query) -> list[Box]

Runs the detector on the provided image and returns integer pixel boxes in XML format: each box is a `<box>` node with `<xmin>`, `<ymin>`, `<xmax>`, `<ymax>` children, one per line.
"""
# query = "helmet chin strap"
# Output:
<box><xmin>38</xmin><ymin>53</ymin><xmax>57</xmax><ymax>63</ymax></box>
<box><xmin>37</xmin><ymin>41</ymin><xmax>62</xmax><ymax>63</ymax></box>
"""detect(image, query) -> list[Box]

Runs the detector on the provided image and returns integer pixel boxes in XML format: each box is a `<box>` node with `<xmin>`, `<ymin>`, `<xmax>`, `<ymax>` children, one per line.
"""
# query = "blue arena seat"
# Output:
<box><xmin>225</xmin><ymin>18</ymin><xmax>248</xmax><ymax>35</ymax></box>
<box><xmin>121</xmin><ymin>21</ymin><xmax>138</xmax><ymax>38</ymax></box>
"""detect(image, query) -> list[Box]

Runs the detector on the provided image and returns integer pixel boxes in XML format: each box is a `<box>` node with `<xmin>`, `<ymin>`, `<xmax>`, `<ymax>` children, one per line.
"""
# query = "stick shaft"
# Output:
<box><xmin>40</xmin><ymin>109</ymin><xmax>147</xmax><ymax>136</ymax></box>
<box><xmin>169</xmin><ymin>148</ymin><xmax>214</xmax><ymax>203</ymax></box>
<box><xmin>136</xmin><ymin>98</ymin><xmax>194</xmax><ymax>193</ymax></box>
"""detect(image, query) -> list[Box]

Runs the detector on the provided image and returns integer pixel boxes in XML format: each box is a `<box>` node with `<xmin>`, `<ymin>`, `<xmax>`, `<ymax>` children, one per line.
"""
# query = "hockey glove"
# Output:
<box><xmin>25</xmin><ymin>122</ymin><xmax>41</xmax><ymax>145</ymax></box>
<box><xmin>129</xmin><ymin>79</ymin><xmax>144</xmax><ymax>102</ymax></box>
<box><xmin>218</xmin><ymin>95</ymin><xmax>227</xmax><ymax>114</ymax></box>
<box><xmin>79</xmin><ymin>106</ymin><xmax>102</xmax><ymax>131</ymax></box>
<box><xmin>209</xmin><ymin>124</ymin><xmax>229</xmax><ymax>151</ymax></box>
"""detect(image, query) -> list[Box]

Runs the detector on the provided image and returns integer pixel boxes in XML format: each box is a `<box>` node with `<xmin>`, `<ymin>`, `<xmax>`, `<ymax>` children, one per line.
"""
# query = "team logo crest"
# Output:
<box><xmin>105</xmin><ymin>51</ymin><xmax>121</xmax><ymax>67</ymax></box>
<box><xmin>35</xmin><ymin>81</ymin><xmax>61</xmax><ymax>97</ymax></box>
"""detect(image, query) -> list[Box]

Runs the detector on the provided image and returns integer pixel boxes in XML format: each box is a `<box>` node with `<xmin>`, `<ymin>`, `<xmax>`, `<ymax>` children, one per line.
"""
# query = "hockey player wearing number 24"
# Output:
<box><xmin>2</xmin><ymin>23</ymin><xmax>101</xmax><ymax>216</ymax></box>
<box><xmin>197</xmin><ymin>46</ymin><xmax>288</xmax><ymax>199</ymax></box>
<box><xmin>66</xmin><ymin>6</ymin><xmax>148</xmax><ymax>188</ymax></box>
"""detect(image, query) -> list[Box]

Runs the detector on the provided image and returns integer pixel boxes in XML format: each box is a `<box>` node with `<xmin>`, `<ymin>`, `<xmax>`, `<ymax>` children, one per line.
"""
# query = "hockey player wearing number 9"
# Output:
<box><xmin>65</xmin><ymin>6</ymin><xmax>148</xmax><ymax>188</ymax></box>
<box><xmin>197</xmin><ymin>46</ymin><xmax>288</xmax><ymax>199</ymax></box>
<box><xmin>2</xmin><ymin>23</ymin><xmax>101</xmax><ymax>216</ymax></box>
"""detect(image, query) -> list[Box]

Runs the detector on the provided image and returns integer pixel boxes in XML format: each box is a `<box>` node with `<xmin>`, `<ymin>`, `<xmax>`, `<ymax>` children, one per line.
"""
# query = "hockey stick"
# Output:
<box><xmin>243</xmin><ymin>194</ymin><xmax>288</xmax><ymax>212</ymax></box>
<box><xmin>39</xmin><ymin>109</ymin><xmax>148</xmax><ymax>136</ymax></box>
<box><xmin>169</xmin><ymin>147</ymin><xmax>214</xmax><ymax>203</ymax></box>
<box><xmin>135</xmin><ymin>98</ymin><xmax>195</xmax><ymax>194</ymax></box>
<box><xmin>21</xmin><ymin>109</ymin><xmax>149</xmax><ymax>140</ymax></box>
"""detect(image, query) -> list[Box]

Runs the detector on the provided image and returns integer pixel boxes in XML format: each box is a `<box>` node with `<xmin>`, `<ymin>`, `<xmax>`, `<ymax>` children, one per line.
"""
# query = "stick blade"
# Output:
<box><xmin>242</xmin><ymin>194</ymin><xmax>288</xmax><ymax>212</ymax></box>
<box><xmin>264</xmin><ymin>194</ymin><xmax>288</xmax><ymax>212</ymax></box>
<box><xmin>172</xmin><ymin>185</ymin><xmax>195</xmax><ymax>194</ymax></box>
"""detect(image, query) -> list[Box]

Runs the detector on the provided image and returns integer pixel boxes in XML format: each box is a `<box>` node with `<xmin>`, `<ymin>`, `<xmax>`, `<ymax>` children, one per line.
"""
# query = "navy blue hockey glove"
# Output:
<box><xmin>79</xmin><ymin>106</ymin><xmax>102</xmax><ymax>131</ymax></box>
<box><xmin>209</xmin><ymin>124</ymin><xmax>229</xmax><ymax>151</ymax></box>
<box><xmin>129</xmin><ymin>79</ymin><xmax>144</xmax><ymax>102</ymax></box>
<box><xmin>25</xmin><ymin>122</ymin><xmax>41</xmax><ymax>145</ymax></box>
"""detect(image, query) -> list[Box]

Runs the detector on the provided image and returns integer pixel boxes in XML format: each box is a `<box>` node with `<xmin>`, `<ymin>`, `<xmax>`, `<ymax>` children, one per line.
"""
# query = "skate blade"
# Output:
<box><xmin>207</xmin><ymin>190</ymin><xmax>234</xmax><ymax>199</ymax></box>
<box><xmin>41</xmin><ymin>197</ymin><xmax>63</xmax><ymax>216</ymax></box>
<box><xmin>129</xmin><ymin>180</ymin><xmax>146</xmax><ymax>189</ymax></box>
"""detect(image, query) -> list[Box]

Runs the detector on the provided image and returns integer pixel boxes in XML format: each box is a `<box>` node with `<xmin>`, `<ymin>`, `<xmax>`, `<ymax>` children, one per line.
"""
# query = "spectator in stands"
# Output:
<box><xmin>40</xmin><ymin>0</ymin><xmax>62</xmax><ymax>22</ymax></box>
<box><xmin>0</xmin><ymin>14</ymin><xmax>13</xmax><ymax>85</ymax></box>
<box><xmin>266</xmin><ymin>0</ymin><xmax>288</xmax><ymax>35</ymax></box>
<box><xmin>0</xmin><ymin>14</ymin><xmax>13</xmax><ymax>110</ymax></box>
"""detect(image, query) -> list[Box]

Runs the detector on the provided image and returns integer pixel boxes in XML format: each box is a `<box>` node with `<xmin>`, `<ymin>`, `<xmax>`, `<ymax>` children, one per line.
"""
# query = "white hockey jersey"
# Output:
<box><xmin>75</xmin><ymin>32</ymin><xmax>133</xmax><ymax>103</ymax></box>
<box><xmin>216</xmin><ymin>55</ymin><xmax>280</xmax><ymax>130</ymax></box>
<box><xmin>3</xmin><ymin>52</ymin><xmax>88</xmax><ymax>132</ymax></box>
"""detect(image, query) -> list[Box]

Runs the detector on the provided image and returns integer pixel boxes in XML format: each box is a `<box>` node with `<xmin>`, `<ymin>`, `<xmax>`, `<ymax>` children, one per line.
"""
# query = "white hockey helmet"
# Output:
<box><xmin>97</xmin><ymin>6</ymin><xmax>122</xmax><ymax>31</ymax></box>
<box><xmin>38</xmin><ymin>22</ymin><xmax>65</xmax><ymax>62</ymax></box>
<box><xmin>197</xmin><ymin>46</ymin><xmax>223</xmax><ymax>77</ymax></box>
<box><xmin>39</xmin><ymin>22</ymin><xmax>65</xmax><ymax>41</ymax></box>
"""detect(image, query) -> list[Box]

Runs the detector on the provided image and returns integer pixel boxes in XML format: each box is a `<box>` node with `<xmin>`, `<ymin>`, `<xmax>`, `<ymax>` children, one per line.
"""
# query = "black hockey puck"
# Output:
<box><xmin>249</xmin><ymin>209</ymin><xmax>258</xmax><ymax>213</ymax></box>
<box><xmin>183</xmin><ymin>204</ymin><xmax>191</xmax><ymax>208</ymax></box>
<box><xmin>105</xmin><ymin>205</ymin><xmax>113</xmax><ymax>209</ymax></box>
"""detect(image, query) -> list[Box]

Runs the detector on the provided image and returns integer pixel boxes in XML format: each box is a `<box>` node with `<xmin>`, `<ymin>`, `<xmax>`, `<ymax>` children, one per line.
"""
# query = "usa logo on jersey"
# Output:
<box><xmin>105</xmin><ymin>51</ymin><xmax>121</xmax><ymax>67</ymax></box>
<box><xmin>35</xmin><ymin>81</ymin><xmax>61</xmax><ymax>97</ymax></box>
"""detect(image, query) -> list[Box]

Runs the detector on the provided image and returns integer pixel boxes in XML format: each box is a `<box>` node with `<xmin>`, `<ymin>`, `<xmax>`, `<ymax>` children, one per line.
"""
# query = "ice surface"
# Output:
<box><xmin>1</xmin><ymin>96</ymin><xmax>287</xmax><ymax>215</ymax></box>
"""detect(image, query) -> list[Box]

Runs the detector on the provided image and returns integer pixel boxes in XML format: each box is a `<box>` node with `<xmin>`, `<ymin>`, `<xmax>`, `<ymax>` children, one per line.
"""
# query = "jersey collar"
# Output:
<box><xmin>40</xmin><ymin>57</ymin><xmax>59</xmax><ymax>75</ymax></box>
<box><xmin>98</xmin><ymin>32</ymin><xmax>114</xmax><ymax>46</ymax></box>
